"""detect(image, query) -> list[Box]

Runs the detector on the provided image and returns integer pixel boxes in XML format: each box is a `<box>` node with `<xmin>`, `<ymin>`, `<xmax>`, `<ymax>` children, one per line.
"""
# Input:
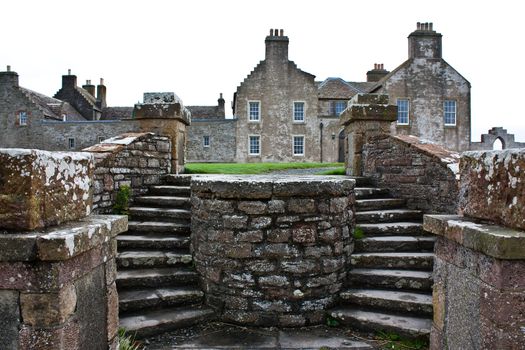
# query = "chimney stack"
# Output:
<box><xmin>265</xmin><ymin>27</ymin><xmax>289</xmax><ymax>63</ymax></box>
<box><xmin>82</xmin><ymin>79</ymin><xmax>96</xmax><ymax>97</ymax></box>
<box><xmin>366</xmin><ymin>63</ymin><xmax>389</xmax><ymax>82</ymax></box>
<box><xmin>0</xmin><ymin>65</ymin><xmax>19</xmax><ymax>88</ymax></box>
<box><xmin>218</xmin><ymin>93</ymin><xmax>225</xmax><ymax>117</ymax></box>
<box><xmin>408</xmin><ymin>21</ymin><xmax>442</xmax><ymax>59</ymax></box>
<box><xmin>96</xmin><ymin>78</ymin><xmax>107</xmax><ymax>108</ymax></box>
<box><xmin>62</xmin><ymin>69</ymin><xmax>77</xmax><ymax>89</ymax></box>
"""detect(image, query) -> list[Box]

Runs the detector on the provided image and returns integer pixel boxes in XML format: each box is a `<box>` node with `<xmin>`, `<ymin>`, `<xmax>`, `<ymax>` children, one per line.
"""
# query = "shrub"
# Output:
<box><xmin>113</xmin><ymin>185</ymin><xmax>131</xmax><ymax>215</ymax></box>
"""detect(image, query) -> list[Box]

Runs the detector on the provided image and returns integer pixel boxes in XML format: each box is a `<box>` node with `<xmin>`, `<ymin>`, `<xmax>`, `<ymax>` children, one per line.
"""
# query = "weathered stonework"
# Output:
<box><xmin>186</xmin><ymin>118</ymin><xmax>237</xmax><ymax>163</ymax></box>
<box><xmin>0</xmin><ymin>149</ymin><xmax>93</xmax><ymax>230</ymax></box>
<box><xmin>363</xmin><ymin>135</ymin><xmax>459</xmax><ymax>213</ymax></box>
<box><xmin>470</xmin><ymin>127</ymin><xmax>525</xmax><ymax>151</ymax></box>
<box><xmin>191</xmin><ymin>175</ymin><xmax>355</xmax><ymax>326</ymax></box>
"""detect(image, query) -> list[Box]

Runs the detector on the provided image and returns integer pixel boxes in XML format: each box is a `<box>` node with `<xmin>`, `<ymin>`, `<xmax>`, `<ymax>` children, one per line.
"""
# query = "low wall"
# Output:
<box><xmin>191</xmin><ymin>175</ymin><xmax>355</xmax><ymax>327</ymax></box>
<box><xmin>363</xmin><ymin>135</ymin><xmax>459</xmax><ymax>214</ymax></box>
<box><xmin>84</xmin><ymin>132</ymin><xmax>172</xmax><ymax>213</ymax></box>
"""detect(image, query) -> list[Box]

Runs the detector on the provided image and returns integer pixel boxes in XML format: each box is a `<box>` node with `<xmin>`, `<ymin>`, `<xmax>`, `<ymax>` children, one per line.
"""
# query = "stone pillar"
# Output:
<box><xmin>133</xmin><ymin>92</ymin><xmax>191</xmax><ymax>174</ymax></box>
<box><xmin>0</xmin><ymin>149</ymin><xmax>127</xmax><ymax>350</ymax></box>
<box><xmin>340</xmin><ymin>94</ymin><xmax>397</xmax><ymax>176</ymax></box>
<box><xmin>423</xmin><ymin>149</ymin><xmax>525</xmax><ymax>349</ymax></box>
<box><xmin>191</xmin><ymin>175</ymin><xmax>355</xmax><ymax>327</ymax></box>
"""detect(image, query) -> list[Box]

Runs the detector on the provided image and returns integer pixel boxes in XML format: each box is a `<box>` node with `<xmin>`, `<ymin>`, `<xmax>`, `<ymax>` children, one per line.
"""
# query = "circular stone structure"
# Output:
<box><xmin>191</xmin><ymin>175</ymin><xmax>355</xmax><ymax>327</ymax></box>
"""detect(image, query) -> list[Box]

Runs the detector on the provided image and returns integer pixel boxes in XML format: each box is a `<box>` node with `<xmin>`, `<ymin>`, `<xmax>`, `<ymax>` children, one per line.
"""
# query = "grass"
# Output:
<box><xmin>118</xmin><ymin>328</ymin><xmax>144</xmax><ymax>350</ymax></box>
<box><xmin>376</xmin><ymin>331</ymin><xmax>429</xmax><ymax>350</ymax></box>
<box><xmin>316</xmin><ymin>167</ymin><xmax>345</xmax><ymax>175</ymax></box>
<box><xmin>185</xmin><ymin>162</ymin><xmax>343</xmax><ymax>175</ymax></box>
<box><xmin>353</xmin><ymin>226</ymin><xmax>365</xmax><ymax>240</ymax></box>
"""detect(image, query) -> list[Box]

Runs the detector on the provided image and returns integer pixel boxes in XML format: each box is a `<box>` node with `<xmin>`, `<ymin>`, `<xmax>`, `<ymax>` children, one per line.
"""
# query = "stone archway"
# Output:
<box><xmin>493</xmin><ymin>137</ymin><xmax>504</xmax><ymax>150</ymax></box>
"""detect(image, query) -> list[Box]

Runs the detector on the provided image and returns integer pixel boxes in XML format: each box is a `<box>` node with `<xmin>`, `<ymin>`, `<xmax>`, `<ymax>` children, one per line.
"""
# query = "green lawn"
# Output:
<box><xmin>185</xmin><ymin>162</ymin><xmax>343</xmax><ymax>175</ymax></box>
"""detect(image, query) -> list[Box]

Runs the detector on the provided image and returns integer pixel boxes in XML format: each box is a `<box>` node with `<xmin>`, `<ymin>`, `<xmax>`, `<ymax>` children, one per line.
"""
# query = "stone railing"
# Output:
<box><xmin>191</xmin><ymin>175</ymin><xmax>355</xmax><ymax>327</ymax></box>
<box><xmin>84</xmin><ymin>132</ymin><xmax>171</xmax><ymax>213</ymax></box>
<box><xmin>424</xmin><ymin>149</ymin><xmax>525</xmax><ymax>349</ymax></box>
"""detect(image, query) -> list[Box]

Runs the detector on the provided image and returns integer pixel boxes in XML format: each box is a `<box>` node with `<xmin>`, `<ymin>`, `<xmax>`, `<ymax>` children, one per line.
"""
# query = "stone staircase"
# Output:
<box><xmin>117</xmin><ymin>175</ymin><xmax>214</xmax><ymax>338</ymax></box>
<box><xmin>330</xmin><ymin>177</ymin><xmax>434</xmax><ymax>339</ymax></box>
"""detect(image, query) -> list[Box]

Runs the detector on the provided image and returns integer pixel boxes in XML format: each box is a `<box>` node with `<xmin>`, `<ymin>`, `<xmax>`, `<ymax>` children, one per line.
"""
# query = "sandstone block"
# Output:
<box><xmin>238</xmin><ymin>201</ymin><xmax>267</xmax><ymax>214</ymax></box>
<box><xmin>20</xmin><ymin>284</ymin><xmax>77</xmax><ymax>327</ymax></box>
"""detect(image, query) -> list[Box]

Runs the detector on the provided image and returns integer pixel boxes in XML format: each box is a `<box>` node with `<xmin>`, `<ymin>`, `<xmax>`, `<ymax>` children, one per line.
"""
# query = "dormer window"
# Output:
<box><xmin>18</xmin><ymin>111</ymin><xmax>27</xmax><ymax>126</ymax></box>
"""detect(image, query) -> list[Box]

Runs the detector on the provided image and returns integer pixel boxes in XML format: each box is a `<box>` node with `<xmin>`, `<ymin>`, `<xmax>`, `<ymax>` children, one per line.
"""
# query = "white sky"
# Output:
<box><xmin>2</xmin><ymin>0</ymin><xmax>525</xmax><ymax>142</ymax></box>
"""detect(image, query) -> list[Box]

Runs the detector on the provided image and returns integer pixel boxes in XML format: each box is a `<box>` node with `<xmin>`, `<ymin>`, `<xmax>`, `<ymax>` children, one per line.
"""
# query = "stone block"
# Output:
<box><xmin>0</xmin><ymin>149</ymin><xmax>94</xmax><ymax>230</ymax></box>
<box><xmin>238</xmin><ymin>201</ymin><xmax>267</xmax><ymax>214</ymax></box>
<box><xmin>258</xmin><ymin>275</ymin><xmax>290</xmax><ymax>287</ymax></box>
<box><xmin>0</xmin><ymin>290</ymin><xmax>20</xmax><ymax>350</ymax></box>
<box><xmin>223</xmin><ymin>215</ymin><xmax>248</xmax><ymax>229</ymax></box>
<box><xmin>236</xmin><ymin>230</ymin><xmax>264</xmax><ymax>243</ymax></box>
<box><xmin>250</xmin><ymin>216</ymin><xmax>272</xmax><ymax>229</ymax></box>
<box><xmin>19</xmin><ymin>319</ymin><xmax>80</xmax><ymax>350</ymax></box>
<box><xmin>267</xmin><ymin>228</ymin><xmax>290</xmax><ymax>243</ymax></box>
<box><xmin>292</xmin><ymin>224</ymin><xmax>316</xmax><ymax>243</ymax></box>
<box><xmin>106</xmin><ymin>282</ymin><xmax>119</xmax><ymax>342</ymax></box>
<box><xmin>287</xmin><ymin>198</ymin><xmax>316</xmax><ymax>214</ymax></box>
<box><xmin>20</xmin><ymin>284</ymin><xmax>77</xmax><ymax>327</ymax></box>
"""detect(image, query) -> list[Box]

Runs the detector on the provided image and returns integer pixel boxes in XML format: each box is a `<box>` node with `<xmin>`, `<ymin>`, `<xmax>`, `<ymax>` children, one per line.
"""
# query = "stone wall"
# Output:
<box><xmin>186</xmin><ymin>118</ymin><xmax>237</xmax><ymax>162</ymax></box>
<box><xmin>84</xmin><ymin>132</ymin><xmax>172</xmax><ymax>213</ymax></box>
<box><xmin>363</xmin><ymin>135</ymin><xmax>459</xmax><ymax>214</ymax></box>
<box><xmin>191</xmin><ymin>175</ymin><xmax>355</xmax><ymax>327</ymax></box>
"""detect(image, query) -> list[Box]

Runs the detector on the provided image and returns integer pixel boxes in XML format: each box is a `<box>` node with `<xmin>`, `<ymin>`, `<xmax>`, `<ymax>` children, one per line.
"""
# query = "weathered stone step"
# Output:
<box><xmin>129</xmin><ymin>207</ymin><xmax>191</xmax><ymax>222</ymax></box>
<box><xmin>134</xmin><ymin>196</ymin><xmax>190</xmax><ymax>208</ymax></box>
<box><xmin>119</xmin><ymin>305</ymin><xmax>215</xmax><ymax>338</ymax></box>
<box><xmin>329</xmin><ymin>307</ymin><xmax>431</xmax><ymax>339</ymax></box>
<box><xmin>117</xmin><ymin>267</ymin><xmax>199</xmax><ymax>289</ymax></box>
<box><xmin>358</xmin><ymin>222</ymin><xmax>425</xmax><ymax>236</ymax></box>
<box><xmin>117</xmin><ymin>234</ymin><xmax>190</xmax><ymax>250</ymax></box>
<box><xmin>356</xmin><ymin>198</ymin><xmax>406</xmax><ymax>211</ymax></box>
<box><xmin>356</xmin><ymin>209</ymin><xmax>422</xmax><ymax>224</ymax></box>
<box><xmin>128</xmin><ymin>221</ymin><xmax>191</xmax><ymax>235</ymax></box>
<box><xmin>340</xmin><ymin>289</ymin><xmax>433</xmax><ymax>316</ymax></box>
<box><xmin>354</xmin><ymin>236</ymin><xmax>435</xmax><ymax>253</ymax></box>
<box><xmin>354</xmin><ymin>187</ymin><xmax>390</xmax><ymax>199</ymax></box>
<box><xmin>351</xmin><ymin>252</ymin><xmax>434</xmax><ymax>270</ymax></box>
<box><xmin>163</xmin><ymin>174</ymin><xmax>192</xmax><ymax>186</ymax></box>
<box><xmin>117</xmin><ymin>250</ymin><xmax>193</xmax><ymax>268</ymax></box>
<box><xmin>347</xmin><ymin>176</ymin><xmax>373</xmax><ymax>187</ymax></box>
<box><xmin>118</xmin><ymin>286</ymin><xmax>203</xmax><ymax>312</ymax></box>
<box><xmin>347</xmin><ymin>268</ymin><xmax>433</xmax><ymax>291</ymax></box>
<box><xmin>149</xmin><ymin>185</ymin><xmax>191</xmax><ymax>196</ymax></box>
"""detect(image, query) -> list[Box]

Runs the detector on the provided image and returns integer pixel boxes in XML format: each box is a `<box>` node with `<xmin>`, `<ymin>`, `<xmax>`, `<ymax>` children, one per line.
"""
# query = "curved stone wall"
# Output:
<box><xmin>191</xmin><ymin>175</ymin><xmax>355</xmax><ymax>327</ymax></box>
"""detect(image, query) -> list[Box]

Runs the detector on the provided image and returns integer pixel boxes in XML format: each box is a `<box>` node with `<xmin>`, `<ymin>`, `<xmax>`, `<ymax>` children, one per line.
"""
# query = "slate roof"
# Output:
<box><xmin>19</xmin><ymin>87</ymin><xmax>86</xmax><ymax>121</ymax></box>
<box><xmin>187</xmin><ymin>105</ymin><xmax>223</xmax><ymax>119</ymax></box>
<box><xmin>101</xmin><ymin>107</ymin><xmax>133</xmax><ymax>120</ymax></box>
<box><xmin>317</xmin><ymin>78</ymin><xmax>375</xmax><ymax>99</ymax></box>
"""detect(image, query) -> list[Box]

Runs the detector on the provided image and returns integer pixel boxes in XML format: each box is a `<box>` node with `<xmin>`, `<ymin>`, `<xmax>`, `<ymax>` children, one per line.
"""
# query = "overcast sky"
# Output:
<box><xmin>3</xmin><ymin>0</ymin><xmax>524</xmax><ymax>142</ymax></box>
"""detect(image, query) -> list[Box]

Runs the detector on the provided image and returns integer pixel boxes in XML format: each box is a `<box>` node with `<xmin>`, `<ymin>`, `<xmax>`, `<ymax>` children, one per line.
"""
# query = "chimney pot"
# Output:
<box><xmin>429</xmin><ymin>23</ymin><xmax>433</xmax><ymax>31</ymax></box>
<box><xmin>270</xmin><ymin>29</ymin><xmax>273</xmax><ymax>36</ymax></box>
<box><xmin>417</xmin><ymin>22</ymin><xmax>421</xmax><ymax>30</ymax></box>
<box><xmin>220</xmin><ymin>93</ymin><xmax>223</xmax><ymax>99</ymax></box>
<box><xmin>381</xmin><ymin>64</ymin><xmax>384</xmax><ymax>70</ymax></box>
<box><xmin>275</xmin><ymin>28</ymin><xmax>278</xmax><ymax>36</ymax></box>
<box><xmin>100</xmin><ymin>78</ymin><xmax>104</xmax><ymax>85</ymax></box>
<box><xmin>280</xmin><ymin>29</ymin><xmax>284</xmax><ymax>36</ymax></box>
<box><xmin>68</xmin><ymin>69</ymin><xmax>71</xmax><ymax>75</ymax></box>
<box><xmin>6</xmin><ymin>65</ymin><xmax>10</xmax><ymax>72</ymax></box>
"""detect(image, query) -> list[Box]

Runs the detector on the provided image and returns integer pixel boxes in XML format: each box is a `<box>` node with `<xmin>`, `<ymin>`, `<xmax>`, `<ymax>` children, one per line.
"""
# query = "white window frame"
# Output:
<box><xmin>248</xmin><ymin>100</ymin><xmax>261</xmax><ymax>122</ymax></box>
<box><xmin>68</xmin><ymin>137</ymin><xmax>76</xmax><ymax>149</ymax></box>
<box><xmin>334</xmin><ymin>101</ymin><xmax>347</xmax><ymax>116</ymax></box>
<box><xmin>203</xmin><ymin>135</ymin><xmax>211</xmax><ymax>147</ymax></box>
<box><xmin>292</xmin><ymin>135</ymin><xmax>305</xmax><ymax>156</ymax></box>
<box><xmin>293</xmin><ymin>101</ymin><xmax>305</xmax><ymax>122</ymax></box>
<box><xmin>444</xmin><ymin>100</ymin><xmax>457</xmax><ymax>126</ymax></box>
<box><xmin>397</xmin><ymin>99</ymin><xmax>410</xmax><ymax>125</ymax></box>
<box><xmin>248</xmin><ymin>135</ymin><xmax>261</xmax><ymax>156</ymax></box>
<box><xmin>19</xmin><ymin>111</ymin><xmax>28</xmax><ymax>126</ymax></box>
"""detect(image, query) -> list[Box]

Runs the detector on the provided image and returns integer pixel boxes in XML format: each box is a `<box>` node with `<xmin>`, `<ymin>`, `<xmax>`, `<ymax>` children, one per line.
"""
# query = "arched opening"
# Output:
<box><xmin>493</xmin><ymin>137</ymin><xmax>504</xmax><ymax>150</ymax></box>
<box><xmin>338</xmin><ymin>130</ymin><xmax>345</xmax><ymax>162</ymax></box>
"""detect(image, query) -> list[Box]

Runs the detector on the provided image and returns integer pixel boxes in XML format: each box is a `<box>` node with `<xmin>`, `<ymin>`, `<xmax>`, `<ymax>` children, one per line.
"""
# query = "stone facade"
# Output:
<box><xmin>186</xmin><ymin>118</ymin><xmax>237</xmax><ymax>163</ymax></box>
<box><xmin>191</xmin><ymin>175</ymin><xmax>355</xmax><ymax>326</ymax></box>
<box><xmin>470</xmin><ymin>127</ymin><xmax>525</xmax><ymax>150</ymax></box>
<box><xmin>83</xmin><ymin>132</ymin><xmax>172</xmax><ymax>213</ymax></box>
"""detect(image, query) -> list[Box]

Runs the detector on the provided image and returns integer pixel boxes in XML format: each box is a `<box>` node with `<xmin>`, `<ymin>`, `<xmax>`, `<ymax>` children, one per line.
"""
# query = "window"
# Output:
<box><xmin>248</xmin><ymin>101</ymin><xmax>260</xmax><ymax>121</ymax></box>
<box><xmin>293</xmin><ymin>135</ymin><xmax>305</xmax><ymax>156</ymax></box>
<box><xmin>293</xmin><ymin>102</ymin><xmax>305</xmax><ymax>122</ymax></box>
<box><xmin>335</xmin><ymin>101</ymin><xmax>347</xmax><ymax>116</ymax></box>
<box><xmin>397</xmin><ymin>99</ymin><xmax>409</xmax><ymax>125</ymax></box>
<box><xmin>249</xmin><ymin>135</ymin><xmax>260</xmax><ymax>155</ymax></box>
<box><xmin>19</xmin><ymin>111</ymin><xmax>27</xmax><ymax>126</ymax></box>
<box><xmin>444</xmin><ymin>100</ymin><xmax>456</xmax><ymax>126</ymax></box>
<box><xmin>68</xmin><ymin>138</ymin><xmax>75</xmax><ymax>149</ymax></box>
<box><xmin>203</xmin><ymin>135</ymin><xmax>210</xmax><ymax>147</ymax></box>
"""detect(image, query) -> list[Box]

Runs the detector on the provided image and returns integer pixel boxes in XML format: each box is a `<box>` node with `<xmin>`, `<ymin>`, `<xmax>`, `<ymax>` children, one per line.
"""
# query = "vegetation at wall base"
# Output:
<box><xmin>353</xmin><ymin>226</ymin><xmax>365</xmax><ymax>240</ymax></box>
<box><xmin>376</xmin><ymin>330</ymin><xmax>428</xmax><ymax>350</ymax></box>
<box><xmin>113</xmin><ymin>185</ymin><xmax>131</xmax><ymax>215</ymax></box>
<box><xmin>118</xmin><ymin>328</ymin><xmax>144</xmax><ymax>350</ymax></box>
<box><xmin>185</xmin><ymin>162</ymin><xmax>343</xmax><ymax>174</ymax></box>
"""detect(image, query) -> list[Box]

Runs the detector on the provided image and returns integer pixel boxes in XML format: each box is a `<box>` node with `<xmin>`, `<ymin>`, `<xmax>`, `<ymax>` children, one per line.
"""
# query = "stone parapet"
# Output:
<box><xmin>0</xmin><ymin>149</ymin><xmax>93</xmax><ymax>230</ymax></box>
<box><xmin>191</xmin><ymin>175</ymin><xmax>355</xmax><ymax>327</ymax></box>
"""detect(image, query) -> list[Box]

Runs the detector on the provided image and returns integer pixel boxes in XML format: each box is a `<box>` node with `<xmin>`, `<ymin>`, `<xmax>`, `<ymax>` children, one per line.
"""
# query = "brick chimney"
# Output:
<box><xmin>265</xmin><ymin>28</ymin><xmax>289</xmax><ymax>63</ymax></box>
<box><xmin>82</xmin><ymin>79</ymin><xmax>96</xmax><ymax>97</ymax></box>
<box><xmin>0</xmin><ymin>65</ymin><xmax>19</xmax><ymax>88</ymax></box>
<box><xmin>218</xmin><ymin>93</ymin><xmax>225</xmax><ymax>117</ymax></box>
<box><xmin>62</xmin><ymin>69</ymin><xmax>77</xmax><ymax>89</ymax></box>
<box><xmin>408</xmin><ymin>22</ymin><xmax>442</xmax><ymax>59</ymax></box>
<box><xmin>366</xmin><ymin>63</ymin><xmax>389</xmax><ymax>82</ymax></box>
<box><xmin>96</xmin><ymin>78</ymin><xmax>107</xmax><ymax>108</ymax></box>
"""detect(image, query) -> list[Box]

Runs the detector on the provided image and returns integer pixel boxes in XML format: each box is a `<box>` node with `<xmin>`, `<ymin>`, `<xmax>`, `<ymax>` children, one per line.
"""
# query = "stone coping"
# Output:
<box><xmin>424</xmin><ymin>214</ymin><xmax>525</xmax><ymax>259</ymax></box>
<box><xmin>191</xmin><ymin>175</ymin><xmax>355</xmax><ymax>199</ymax></box>
<box><xmin>0</xmin><ymin>215</ymin><xmax>127</xmax><ymax>262</ymax></box>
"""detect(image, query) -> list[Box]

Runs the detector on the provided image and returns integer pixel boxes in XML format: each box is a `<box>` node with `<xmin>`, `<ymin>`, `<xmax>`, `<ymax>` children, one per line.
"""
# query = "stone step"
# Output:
<box><xmin>354</xmin><ymin>236</ymin><xmax>435</xmax><ymax>253</ymax></box>
<box><xmin>128</xmin><ymin>221</ymin><xmax>191</xmax><ymax>235</ymax></box>
<box><xmin>117</xmin><ymin>250</ymin><xmax>193</xmax><ymax>269</ymax></box>
<box><xmin>358</xmin><ymin>222</ymin><xmax>425</xmax><ymax>236</ymax></box>
<box><xmin>118</xmin><ymin>286</ymin><xmax>203</xmax><ymax>313</ymax></box>
<box><xmin>164</xmin><ymin>174</ymin><xmax>192</xmax><ymax>186</ymax></box>
<box><xmin>129</xmin><ymin>207</ymin><xmax>191</xmax><ymax>222</ymax></box>
<box><xmin>134</xmin><ymin>196</ymin><xmax>190</xmax><ymax>208</ymax></box>
<box><xmin>119</xmin><ymin>305</ymin><xmax>215</xmax><ymax>338</ymax></box>
<box><xmin>356</xmin><ymin>209</ymin><xmax>423</xmax><ymax>224</ymax></box>
<box><xmin>351</xmin><ymin>252</ymin><xmax>434</xmax><ymax>270</ymax></box>
<box><xmin>347</xmin><ymin>176</ymin><xmax>373</xmax><ymax>187</ymax></box>
<box><xmin>117</xmin><ymin>267</ymin><xmax>199</xmax><ymax>289</ymax></box>
<box><xmin>354</xmin><ymin>187</ymin><xmax>390</xmax><ymax>199</ymax></box>
<box><xmin>329</xmin><ymin>307</ymin><xmax>431</xmax><ymax>339</ymax></box>
<box><xmin>117</xmin><ymin>234</ymin><xmax>190</xmax><ymax>250</ymax></box>
<box><xmin>356</xmin><ymin>198</ymin><xmax>406</xmax><ymax>211</ymax></box>
<box><xmin>347</xmin><ymin>268</ymin><xmax>433</xmax><ymax>291</ymax></box>
<box><xmin>340</xmin><ymin>289</ymin><xmax>433</xmax><ymax>316</ymax></box>
<box><xmin>149</xmin><ymin>185</ymin><xmax>191</xmax><ymax>197</ymax></box>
